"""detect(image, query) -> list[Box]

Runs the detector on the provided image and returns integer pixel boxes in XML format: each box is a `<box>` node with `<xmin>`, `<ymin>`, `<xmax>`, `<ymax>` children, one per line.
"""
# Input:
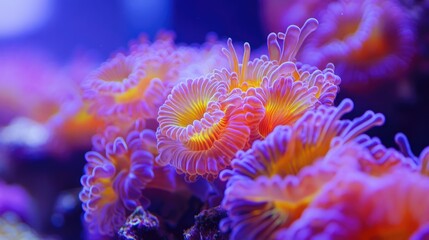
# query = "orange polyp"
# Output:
<box><xmin>351</xmin><ymin>29</ymin><xmax>390</xmax><ymax>62</ymax></box>
<box><xmin>272</xmin><ymin>132</ymin><xmax>332</xmax><ymax>177</ymax></box>
<box><xmin>61</xmin><ymin>108</ymin><xmax>105</xmax><ymax>142</ymax></box>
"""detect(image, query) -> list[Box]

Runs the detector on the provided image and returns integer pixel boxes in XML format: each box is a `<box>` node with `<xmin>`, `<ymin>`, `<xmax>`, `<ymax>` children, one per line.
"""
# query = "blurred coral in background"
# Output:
<box><xmin>1</xmin><ymin>0</ymin><xmax>429</xmax><ymax>239</ymax></box>
<box><xmin>261</xmin><ymin>0</ymin><xmax>416</xmax><ymax>92</ymax></box>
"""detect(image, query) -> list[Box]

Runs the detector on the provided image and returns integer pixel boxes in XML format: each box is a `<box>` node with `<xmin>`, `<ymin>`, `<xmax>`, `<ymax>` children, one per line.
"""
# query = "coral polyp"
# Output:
<box><xmin>156</xmin><ymin>77</ymin><xmax>252</xmax><ymax>180</ymax></box>
<box><xmin>157</xmin><ymin>78</ymin><xmax>227</xmax><ymax>142</ymax></box>
<box><xmin>279</xmin><ymin>170</ymin><xmax>429</xmax><ymax>239</ymax></box>
<box><xmin>79</xmin><ymin>126</ymin><xmax>156</xmax><ymax>236</ymax></box>
<box><xmin>82</xmin><ymin>53</ymin><xmax>166</xmax><ymax>122</ymax></box>
<box><xmin>215</xmin><ymin>18</ymin><xmax>341</xmax><ymax>147</ymax></box>
<box><xmin>1</xmin><ymin>3</ymin><xmax>428</xmax><ymax>239</ymax></box>
<box><xmin>220</xmin><ymin>99</ymin><xmax>386</xmax><ymax>239</ymax></box>
<box><xmin>221</xmin><ymin>165</ymin><xmax>337</xmax><ymax>240</ymax></box>
<box><xmin>222</xmin><ymin>99</ymin><xmax>384</xmax><ymax>180</ymax></box>
<box><xmin>299</xmin><ymin>0</ymin><xmax>415</xmax><ymax>89</ymax></box>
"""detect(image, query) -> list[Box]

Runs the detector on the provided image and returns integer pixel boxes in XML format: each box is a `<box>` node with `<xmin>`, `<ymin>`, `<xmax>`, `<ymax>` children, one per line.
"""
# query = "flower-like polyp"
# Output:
<box><xmin>266</xmin><ymin>18</ymin><xmax>341</xmax><ymax>106</ymax></box>
<box><xmin>300</xmin><ymin>0</ymin><xmax>415</xmax><ymax>90</ymax></box>
<box><xmin>245</xmin><ymin>65</ymin><xmax>341</xmax><ymax>143</ymax></box>
<box><xmin>223</xmin><ymin>99</ymin><xmax>384</xmax><ymax>179</ymax></box>
<box><xmin>220</xmin><ymin>99</ymin><xmax>385</xmax><ymax>239</ymax></box>
<box><xmin>219</xmin><ymin>18</ymin><xmax>320</xmax><ymax>92</ymax></box>
<box><xmin>278</xmin><ymin>170</ymin><xmax>429</xmax><ymax>239</ymax></box>
<box><xmin>45</xmin><ymin>99</ymin><xmax>106</xmax><ymax>152</ymax></box>
<box><xmin>79</xmin><ymin>127</ymin><xmax>156</xmax><ymax>236</ymax></box>
<box><xmin>156</xmin><ymin>77</ymin><xmax>255</xmax><ymax>181</ymax></box>
<box><xmin>221</xmin><ymin>164</ymin><xmax>337</xmax><ymax>240</ymax></box>
<box><xmin>218</xmin><ymin>18</ymin><xmax>341</xmax><ymax>145</ymax></box>
<box><xmin>82</xmin><ymin>52</ymin><xmax>168</xmax><ymax>123</ymax></box>
<box><xmin>130</xmin><ymin>33</ymin><xmax>226</xmax><ymax>87</ymax></box>
<box><xmin>220</xmin><ymin>142</ymin><xmax>396</xmax><ymax>240</ymax></box>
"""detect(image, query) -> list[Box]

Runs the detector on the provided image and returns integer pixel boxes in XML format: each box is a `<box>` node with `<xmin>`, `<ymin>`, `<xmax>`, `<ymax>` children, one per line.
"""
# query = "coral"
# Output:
<box><xmin>216</xmin><ymin>19</ymin><xmax>341</xmax><ymax>146</ymax></box>
<box><xmin>222</xmin><ymin>99</ymin><xmax>384</xmax><ymax>180</ymax></box>
<box><xmin>245</xmin><ymin>77</ymin><xmax>318</xmax><ymax>141</ymax></box>
<box><xmin>299</xmin><ymin>0</ymin><xmax>415</xmax><ymax>90</ymax></box>
<box><xmin>69</xmin><ymin>12</ymin><xmax>426</xmax><ymax>239</ymax></box>
<box><xmin>82</xmin><ymin>53</ymin><xmax>167</xmax><ymax>122</ymax></box>
<box><xmin>0</xmin><ymin>49</ymin><xmax>104</xmax><ymax>153</ymax></box>
<box><xmin>219</xmin><ymin>19</ymin><xmax>322</xmax><ymax>92</ymax></box>
<box><xmin>219</xmin><ymin>99</ymin><xmax>385</xmax><ymax>239</ymax></box>
<box><xmin>79</xmin><ymin>127</ymin><xmax>156</xmax><ymax>236</ymax></box>
<box><xmin>221</xmin><ymin>166</ymin><xmax>336</xmax><ymax>240</ymax></box>
<box><xmin>279</xmin><ymin>170</ymin><xmax>429</xmax><ymax>239</ymax></box>
<box><xmin>156</xmin><ymin>77</ymin><xmax>253</xmax><ymax>181</ymax></box>
<box><xmin>46</xmin><ymin>99</ymin><xmax>106</xmax><ymax>151</ymax></box>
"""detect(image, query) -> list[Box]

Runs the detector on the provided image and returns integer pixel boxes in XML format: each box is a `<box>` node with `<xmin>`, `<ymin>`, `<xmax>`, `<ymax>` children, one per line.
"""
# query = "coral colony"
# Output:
<box><xmin>71</xmin><ymin>18</ymin><xmax>429</xmax><ymax>239</ymax></box>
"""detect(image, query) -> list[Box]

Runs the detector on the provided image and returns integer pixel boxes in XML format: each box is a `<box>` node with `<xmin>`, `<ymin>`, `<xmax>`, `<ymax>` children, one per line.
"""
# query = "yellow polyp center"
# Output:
<box><xmin>241</xmin><ymin>77</ymin><xmax>262</xmax><ymax>91</ymax></box>
<box><xmin>272</xmin><ymin>133</ymin><xmax>333</xmax><ymax>177</ymax></box>
<box><xmin>186</xmin><ymin>118</ymin><xmax>226</xmax><ymax>151</ymax></box>
<box><xmin>335</xmin><ymin>18</ymin><xmax>361</xmax><ymax>42</ymax></box>
<box><xmin>274</xmin><ymin>194</ymin><xmax>315</xmax><ymax>226</ymax></box>
<box><xmin>259</xmin><ymin>103</ymin><xmax>292</xmax><ymax>138</ymax></box>
<box><xmin>111</xmin><ymin>154</ymin><xmax>131</xmax><ymax>174</ymax></box>
<box><xmin>74</xmin><ymin>108</ymin><xmax>94</xmax><ymax>124</ymax></box>
<box><xmin>98</xmin><ymin>179</ymin><xmax>118</xmax><ymax>206</ymax></box>
<box><xmin>259</xmin><ymin>104</ymin><xmax>282</xmax><ymax>138</ymax></box>
<box><xmin>177</xmin><ymin>99</ymin><xmax>209</xmax><ymax>127</ymax></box>
<box><xmin>351</xmin><ymin>27</ymin><xmax>390</xmax><ymax>62</ymax></box>
<box><xmin>114</xmin><ymin>76</ymin><xmax>150</xmax><ymax>103</ymax></box>
<box><xmin>62</xmin><ymin>108</ymin><xmax>105</xmax><ymax>140</ymax></box>
<box><xmin>259</xmin><ymin>98</ymin><xmax>309</xmax><ymax>139</ymax></box>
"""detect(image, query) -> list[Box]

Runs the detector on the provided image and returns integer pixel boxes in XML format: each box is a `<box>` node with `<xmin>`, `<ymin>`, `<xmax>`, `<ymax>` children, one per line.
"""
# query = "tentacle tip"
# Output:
<box><xmin>394</xmin><ymin>132</ymin><xmax>407</xmax><ymax>144</ymax></box>
<box><xmin>420</xmin><ymin>147</ymin><xmax>429</xmax><ymax>168</ymax></box>
<box><xmin>219</xmin><ymin>170</ymin><xmax>232</xmax><ymax>182</ymax></box>
<box><xmin>375</xmin><ymin>113</ymin><xmax>386</xmax><ymax>125</ymax></box>
<box><xmin>227</xmin><ymin>38</ymin><xmax>234</xmax><ymax>47</ymax></box>
<box><xmin>339</xmin><ymin>98</ymin><xmax>354</xmax><ymax>111</ymax></box>
<box><xmin>267</xmin><ymin>32</ymin><xmax>277</xmax><ymax>40</ymax></box>
<box><xmin>244</xmin><ymin>42</ymin><xmax>251</xmax><ymax>50</ymax></box>
<box><xmin>305</xmin><ymin>18</ymin><xmax>319</xmax><ymax>28</ymax></box>
<box><xmin>285</xmin><ymin>24</ymin><xmax>301</xmax><ymax>34</ymax></box>
<box><xmin>326</xmin><ymin>62</ymin><xmax>335</xmax><ymax>70</ymax></box>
